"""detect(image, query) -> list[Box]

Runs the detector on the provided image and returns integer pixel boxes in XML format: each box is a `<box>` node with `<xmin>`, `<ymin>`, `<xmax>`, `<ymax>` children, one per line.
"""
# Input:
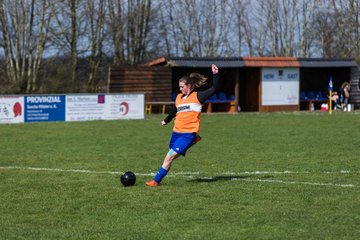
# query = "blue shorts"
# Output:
<box><xmin>169</xmin><ymin>132</ymin><xmax>196</xmax><ymax>156</ymax></box>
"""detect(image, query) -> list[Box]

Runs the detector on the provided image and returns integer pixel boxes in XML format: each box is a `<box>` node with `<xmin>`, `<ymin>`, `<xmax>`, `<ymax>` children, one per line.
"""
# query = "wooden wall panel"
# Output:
<box><xmin>245</xmin><ymin>68</ymin><xmax>260</xmax><ymax>111</ymax></box>
<box><xmin>110</xmin><ymin>66</ymin><xmax>172</xmax><ymax>102</ymax></box>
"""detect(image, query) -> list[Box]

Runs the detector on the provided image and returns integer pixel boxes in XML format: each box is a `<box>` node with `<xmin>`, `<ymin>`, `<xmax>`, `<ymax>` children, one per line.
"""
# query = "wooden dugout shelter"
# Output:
<box><xmin>109</xmin><ymin>57</ymin><xmax>359</xmax><ymax>112</ymax></box>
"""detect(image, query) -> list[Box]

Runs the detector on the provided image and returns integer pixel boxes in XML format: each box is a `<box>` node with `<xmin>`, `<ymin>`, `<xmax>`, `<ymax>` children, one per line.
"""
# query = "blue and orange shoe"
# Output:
<box><xmin>146</xmin><ymin>180</ymin><xmax>159</xmax><ymax>187</ymax></box>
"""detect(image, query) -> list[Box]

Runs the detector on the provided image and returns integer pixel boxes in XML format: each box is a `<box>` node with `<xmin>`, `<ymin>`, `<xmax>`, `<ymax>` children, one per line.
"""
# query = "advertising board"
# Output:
<box><xmin>0</xmin><ymin>93</ymin><xmax>144</xmax><ymax>124</ymax></box>
<box><xmin>261</xmin><ymin>68</ymin><xmax>299</xmax><ymax>106</ymax></box>
<box><xmin>0</xmin><ymin>96</ymin><xmax>24</xmax><ymax>124</ymax></box>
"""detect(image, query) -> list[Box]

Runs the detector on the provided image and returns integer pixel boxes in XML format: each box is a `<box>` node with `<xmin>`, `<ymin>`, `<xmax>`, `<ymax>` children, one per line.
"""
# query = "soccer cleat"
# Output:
<box><xmin>193</xmin><ymin>135</ymin><xmax>202</xmax><ymax>144</ymax></box>
<box><xmin>146</xmin><ymin>180</ymin><xmax>159</xmax><ymax>187</ymax></box>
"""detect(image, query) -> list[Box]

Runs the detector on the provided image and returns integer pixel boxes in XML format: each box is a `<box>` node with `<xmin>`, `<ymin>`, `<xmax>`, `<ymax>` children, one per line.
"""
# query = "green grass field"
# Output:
<box><xmin>1</xmin><ymin>112</ymin><xmax>360</xmax><ymax>239</ymax></box>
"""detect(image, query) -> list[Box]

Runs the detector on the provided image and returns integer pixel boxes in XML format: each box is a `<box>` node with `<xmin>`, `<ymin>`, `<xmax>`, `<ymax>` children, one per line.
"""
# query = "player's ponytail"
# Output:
<box><xmin>179</xmin><ymin>73</ymin><xmax>208</xmax><ymax>90</ymax></box>
<box><xmin>189</xmin><ymin>73</ymin><xmax>207</xmax><ymax>89</ymax></box>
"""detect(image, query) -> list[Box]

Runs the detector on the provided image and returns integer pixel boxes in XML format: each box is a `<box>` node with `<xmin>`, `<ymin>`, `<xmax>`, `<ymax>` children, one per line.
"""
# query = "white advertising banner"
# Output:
<box><xmin>104</xmin><ymin>94</ymin><xmax>145</xmax><ymax>120</ymax></box>
<box><xmin>66</xmin><ymin>95</ymin><xmax>106</xmax><ymax>121</ymax></box>
<box><xmin>0</xmin><ymin>96</ymin><xmax>24</xmax><ymax>124</ymax></box>
<box><xmin>66</xmin><ymin>93</ymin><xmax>144</xmax><ymax>121</ymax></box>
<box><xmin>262</xmin><ymin>68</ymin><xmax>299</xmax><ymax>106</ymax></box>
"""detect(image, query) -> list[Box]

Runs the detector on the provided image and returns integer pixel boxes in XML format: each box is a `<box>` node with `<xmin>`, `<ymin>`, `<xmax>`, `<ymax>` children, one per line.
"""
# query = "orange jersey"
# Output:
<box><xmin>174</xmin><ymin>92</ymin><xmax>202</xmax><ymax>133</ymax></box>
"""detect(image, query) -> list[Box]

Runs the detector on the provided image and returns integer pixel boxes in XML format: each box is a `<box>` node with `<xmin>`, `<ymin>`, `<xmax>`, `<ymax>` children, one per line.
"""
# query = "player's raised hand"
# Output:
<box><xmin>212</xmin><ymin>64</ymin><xmax>218</xmax><ymax>74</ymax></box>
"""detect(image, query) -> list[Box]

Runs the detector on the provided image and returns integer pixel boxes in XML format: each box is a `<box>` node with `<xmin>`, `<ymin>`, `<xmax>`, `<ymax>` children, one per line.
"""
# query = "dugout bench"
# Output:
<box><xmin>145</xmin><ymin>102</ymin><xmax>174</xmax><ymax>114</ymax></box>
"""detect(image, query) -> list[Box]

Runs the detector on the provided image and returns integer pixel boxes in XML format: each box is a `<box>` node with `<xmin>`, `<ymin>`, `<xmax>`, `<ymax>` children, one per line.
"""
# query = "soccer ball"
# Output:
<box><xmin>120</xmin><ymin>171</ymin><xmax>136</xmax><ymax>186</ymax></box>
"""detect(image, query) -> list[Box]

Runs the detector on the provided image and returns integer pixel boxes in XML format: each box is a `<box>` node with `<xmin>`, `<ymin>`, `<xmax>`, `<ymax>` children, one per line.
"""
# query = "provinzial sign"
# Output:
<box><xmin>25</xmin><ymin>95</ymin><xmax>66</xmax><ymax>122</ymax></box>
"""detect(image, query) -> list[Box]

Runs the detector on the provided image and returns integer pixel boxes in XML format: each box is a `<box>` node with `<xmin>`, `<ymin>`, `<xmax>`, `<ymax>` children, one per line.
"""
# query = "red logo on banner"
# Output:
<box><xmin>13</xmin><ymin>102</ymin><xmax>22</xmax><ymax>117</ymax></box>
<box><xmin>119</xmin><ymin>102</ymin><xmax>129</xmax><ymax>115</ymax></box>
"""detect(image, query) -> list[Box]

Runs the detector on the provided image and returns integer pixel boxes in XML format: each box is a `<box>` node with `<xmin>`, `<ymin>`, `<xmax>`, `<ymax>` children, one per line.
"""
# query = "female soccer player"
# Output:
<box><xmin>146</xmin><ymin>64</ymin><xmax>220</xmax><ymax>186</ymax></box>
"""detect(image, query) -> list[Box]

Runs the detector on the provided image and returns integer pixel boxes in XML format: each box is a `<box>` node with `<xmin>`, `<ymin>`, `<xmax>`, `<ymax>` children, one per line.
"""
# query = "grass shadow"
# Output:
<box><xmin>187</xmin><ymin>175</ymin><xmax>274</xmax><ymax>183</ymax></box>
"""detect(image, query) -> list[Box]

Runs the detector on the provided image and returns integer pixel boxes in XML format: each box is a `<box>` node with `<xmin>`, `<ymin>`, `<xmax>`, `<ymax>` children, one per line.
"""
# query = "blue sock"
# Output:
<box><xmin>154</xmin><ymin>167</ymin><xmax>168</xmax><ymax>183</ymax></box>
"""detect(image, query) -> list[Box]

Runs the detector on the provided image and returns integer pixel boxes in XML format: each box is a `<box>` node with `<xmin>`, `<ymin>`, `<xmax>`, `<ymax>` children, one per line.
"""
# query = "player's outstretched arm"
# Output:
<box><xmin>162</xmin><ymin>106</ymin><xmax>177</xmax><ymax>125</ymax></box>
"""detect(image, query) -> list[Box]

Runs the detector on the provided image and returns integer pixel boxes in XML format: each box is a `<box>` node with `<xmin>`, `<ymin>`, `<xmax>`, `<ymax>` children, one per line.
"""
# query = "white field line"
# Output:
<box><xmin>0</xmin><ymin>166</ymin><xmax>357</xmax><ymax>188</ymax></box>
<box><xmin>0</xmin><ymin>166</ymin><xmax>148</xmax><ymax>176</ymax></box>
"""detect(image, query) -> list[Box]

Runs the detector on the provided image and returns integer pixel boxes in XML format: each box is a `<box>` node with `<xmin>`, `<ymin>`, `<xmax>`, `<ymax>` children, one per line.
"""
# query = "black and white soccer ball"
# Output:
<box><xmin>120</xmin><ymin>171</ymin><xmax>136</xmax><ymax>186</ymax></box>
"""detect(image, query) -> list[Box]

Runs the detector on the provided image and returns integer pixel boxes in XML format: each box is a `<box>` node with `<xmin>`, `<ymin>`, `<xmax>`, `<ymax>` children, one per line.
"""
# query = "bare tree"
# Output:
<box><xmin>70</xmin><ymin>0</ymin><xmax>78</xmax><ymax>91</ymax></box>
<box><xmin>107</xmin><ymin>0</ymin><xmax>125</xmax><ymax>64</ymax></box>
<box><xmin>163</xmin><ymin>0</ymin><xmax>192</xmax><ymax>56</ymax></box>
<box><xmin>281</xmin><ymin>0</ymin><xmax>297</xmax><ymax>56</ymax></box>
<box><xmin>332</xmin><ymin>0</ymin><xmax>347</xmax><ymax>57</ymax></box>
<box><xmin>254</xmin><ymin>0</ymin><xmax>299</xmax><ymax>56</ymax></box>
<box><xmin>203</xmin><ymin>0</ymin><xmax>234</xmax><ymax>56</ymax></box>
<box><xmin>251</xmin><ymin>0</ymin><xmax>273</xmax><ymax>56</ymax></box>
<box><xmin>269</xmin><ymin>0</ymin><xmax>280</xmax><ymax>55</ymax></box>
<box><xmin>50</xmin><ymin>0</ymin><xmax>88</xmax><ymax>92</ymax></box>
<box><xmin>160</xmin><ymin>0</ymin><xmax>234</xmax><ymax>57</ymax></box>
<box><xmin>331</xmin><ymin>0</ymin><xmax>359</xmax><ymax>57</ymax></box>
<box><xmin>158</xmin><ymin>0</ymin><xmax>186</xmax><ymax>56</ymax></box>
<box><xmin>297</xmin><ymin>0</ymin><xmax>317</xmax><ymax>57</ymax></box>
<box><xmin>229</xmin><ymin>0</ymin><xmax>251</xmax><ymax>56</ymax></box>
<box><xmin>354</xmin><ymin>0</ymin><xmax>360</xmax><ymax>59</ymax></box>
<box><xmin>312</xmin><ymin>4</ymin><xmax>336</xmax><ymax>57</ymax></box>
<box><xmin>0</xmin><ymin>0</ymin><xmax>53</xmax><ymax>93</ymax></box>
<box><xmin>158</xmin><ymin>0</ymin><xmax>172</xmax><ymax>56</ymax></box>
<box><xmin>107</xmin><ymin>0</ymin><xmax>153</xmax><ymax>65</ymax></box>
<box><xmin>84</xmin><ymin>0</ymin><xmax>106</xmax><ymax>92</ymax></box>
<box><xmin>309</xmin><ymin>0</ymin><xmax>360</xmax><ymax>58</ymax></box>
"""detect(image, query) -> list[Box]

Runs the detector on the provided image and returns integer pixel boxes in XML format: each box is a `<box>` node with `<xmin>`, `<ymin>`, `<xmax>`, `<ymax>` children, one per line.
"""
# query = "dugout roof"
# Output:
<box><xmin>145</xmin><ymin>56</ymin><xmax>358</xmax><ymax>68</ymax></box>
<box><xmin>145</xmin><ymin>57</ymin><xmax>245</xmax><ymax>68</ymax></box>
<box><xmin>297</xmin><ymin>58</ymin><xmax>357</xmax><ymax>67</ymax></box>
